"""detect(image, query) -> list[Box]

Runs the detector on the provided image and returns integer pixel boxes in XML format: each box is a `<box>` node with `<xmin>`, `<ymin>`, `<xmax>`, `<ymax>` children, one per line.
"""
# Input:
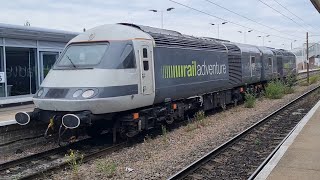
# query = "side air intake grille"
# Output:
<box><xmin>224</xmin><ymin>43</ymin><xmax>241</xmax><ymax>54</ymax></box>
<box><xmin>228</xmin><ymin>54</ymin><xmax>242</xmax><ymax>85</ymax></box>
<box><xmin>149</xmin><ymin>33</ymin><xmax>227</xmax><ymax>53</ymax></box>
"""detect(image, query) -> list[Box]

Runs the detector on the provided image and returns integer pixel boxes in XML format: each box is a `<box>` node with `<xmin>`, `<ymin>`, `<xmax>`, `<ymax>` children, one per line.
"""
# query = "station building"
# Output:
<box><xmin>292</xmin><ymin>42</ymin><xmax>320</xmax><ymax>71</ymax></box>
<box><xmin>0</xmin><ymin>23</ymin><xmax>78</xmax><ymax>104</ymax></box>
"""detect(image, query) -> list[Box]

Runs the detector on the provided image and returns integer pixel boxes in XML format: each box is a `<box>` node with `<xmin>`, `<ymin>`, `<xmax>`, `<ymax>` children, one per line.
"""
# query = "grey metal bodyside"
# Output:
<box><xmin>219</xmin><ymin>42</ymin><xmax>243</xmax><ymax>86</ymax></box>
<box><xmin>153</xmin><ymin>47</ymin><xmax>229</xmax><ymax>104</ymax></box>
<box><xmin>257</xmin><ymin>46</ymin><xmax>276</xmax><ymax>81</ymax></box>
<box><xmin>36</xmin><ymin>85</ymin><xmax>138</xmax><ymax>99</ymax></box>
<box><xmin>236</xmin><ymin>43</ymin><xmax>262</xmax><ymax>84</ymax></box>
<box><xmin>271</xmin><ymin>49</ymin><xmax>296</xmax><ymax>77</ymax></box>
<box><xmin>282</xmin><ymin>51</ymin><xmax>296</xmax><ymax>76</ymax></box>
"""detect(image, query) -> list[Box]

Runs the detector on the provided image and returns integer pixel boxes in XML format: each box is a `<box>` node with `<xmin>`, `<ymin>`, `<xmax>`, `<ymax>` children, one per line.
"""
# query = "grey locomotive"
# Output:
<box><xmin>15</xmin><ymin>23</ymin><xmax>296</xmax><ymax>143</ymax></box>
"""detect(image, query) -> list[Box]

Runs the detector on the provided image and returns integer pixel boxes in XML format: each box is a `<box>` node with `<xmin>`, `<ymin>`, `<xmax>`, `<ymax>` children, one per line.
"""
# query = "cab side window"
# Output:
<box><xmin>142</xmin><ymin>48</ymin><xmax>149</xmax><ymax>71</ymax></box>
<box><xmin>119</xmin><ymin>44</ymin><xmax>136</xmax><ymax>69</ymax></box>
<box><xmin>143</xmin><ymin>48</ymin><xmax>148</xmax><ymax>58</ymax></box>
<box><xmin>143</xmin><ymin>61</ymin><xmax>149</xmax><ymax>71</ymax></box>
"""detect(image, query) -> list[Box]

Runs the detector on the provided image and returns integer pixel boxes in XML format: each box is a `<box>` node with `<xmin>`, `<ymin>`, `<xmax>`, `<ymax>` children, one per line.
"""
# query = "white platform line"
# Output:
<box><xmin>254</xmin><ymin>100</ymin><xmax>320</xmax><ymax>180</ymax></box>
<box><xmin>0</xmin><ymin>120</ymin><xmax>17</xmax><ymax>126</ymax></box>
<box><xmin>0</xmin><ymin>96</ymin><xmax>32</xmax><ymax>105</ymax></box>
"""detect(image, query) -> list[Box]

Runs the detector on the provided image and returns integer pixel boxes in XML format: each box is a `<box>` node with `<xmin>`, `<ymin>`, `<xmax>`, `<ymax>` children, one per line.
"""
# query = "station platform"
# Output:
<box><xmin>0</xmin><ymin>104</ymin><xmax>34</xmax><ymax>126</ymax></box>
<box><xmin>255</xmin><ymin>100</ymin><xmax>320</xmax><ymax>180</ymax></box>
<box><xmin>0</xmin><ymin>94</ymin><xmax>32</xmax><ymax>106</ymax></box>
<box><xmin>298</xmin><ymin>68</ymin><xmax>320</xmax><ymax>74</ymax></box>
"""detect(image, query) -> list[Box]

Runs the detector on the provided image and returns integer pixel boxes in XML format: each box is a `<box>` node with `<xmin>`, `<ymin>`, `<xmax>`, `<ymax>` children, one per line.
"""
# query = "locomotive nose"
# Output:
<box><xmin>15</xmin><ymin>112</ymin><xmax>31</xmax><ymax>125</ymax></box>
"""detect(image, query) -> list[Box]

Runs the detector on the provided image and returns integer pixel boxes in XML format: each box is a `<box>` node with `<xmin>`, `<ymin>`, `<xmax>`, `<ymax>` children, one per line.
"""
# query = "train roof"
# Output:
<box><xmin>271</xmin><ymin>49</ymin><xmax>295</xmax><ymax>57</ymax></box>
<box><xmin>120</xmin><ymin>23</ymin><xmax>229</xmax><ymax>53</ymax></box>
<box><xmin>0</xmin><ymin>23</ymin><xmax>78</xmax><ymax>42</ymax></box>
<box><xmin>234</xmin><ymin>43</ymin><xmax>261</xmax><ymax>54</ymax></box>
<box><xmin>69</xmin><ymin>23</ymin><xmax>294</xmax><ymax>58</ymax></box>
<box><xmin>68</xmin><ymin>24</ymin><xmax>153</xmax><ymax>44</ymax></box>
<box><xmin>257</xmin><ymin>46</ymin><xmax>274</xmax><ymax>55</ymax></box>
<box><xmin>119</xmin><ymin>23</ymin><xmax>183</xmax><ymax>37</ymax></box>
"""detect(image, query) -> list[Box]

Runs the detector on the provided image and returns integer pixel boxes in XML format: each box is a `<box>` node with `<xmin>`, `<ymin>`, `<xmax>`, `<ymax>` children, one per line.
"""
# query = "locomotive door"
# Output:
<box><xmin>250</xmin><ymin>56</ymin><xmax>256</xmax><ymax>77</ymax></box>
<box><xmin>140</xmin><ymin>45</ymin><xmax>154</xmax><ymax>95</ymax></box>
<box><xmin>277</xmin><ymin>57</ymin><xmax>283</xmax><ymax>76</ymax></box>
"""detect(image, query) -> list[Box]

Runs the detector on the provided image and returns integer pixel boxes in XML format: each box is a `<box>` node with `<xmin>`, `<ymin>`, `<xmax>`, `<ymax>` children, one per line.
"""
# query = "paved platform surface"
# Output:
<box><xmin>298</xmin><ymin>68</ymin><xmax>320</xmax><ymax>73</ymax></box>
<box><xmin>0</xmin><ymin>95</ymin><xmax>32</xmax><ymax>106</ymax></box>
<box><xmin>0</xmin><ymin>104</ymin><xmax>34</xmax><ymax>126</ymax></box>
<box><xmin>255</xmin><ymin>100</ymin><xmax>320</xmax><ymax>180</ymax></box>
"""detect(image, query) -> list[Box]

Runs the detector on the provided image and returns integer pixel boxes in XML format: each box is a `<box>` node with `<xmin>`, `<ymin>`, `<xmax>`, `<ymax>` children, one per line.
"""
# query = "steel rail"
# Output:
<box><xmin>247</xmin><ymin>120</ymin><xmax>298</xmax><ymax>180</ymax></box>
<box><xmin>0</xmin><ymin>137</ymin><xmax>93</xmax><ymax>171</ymax></box>
<box><xmin>168</xmin><ymin>84</ymin><xmax>320</xmax><ymax>180</ymax></box>
<box><xmin>21</xmin><ymin>142</ymin><xmax>128</xmax><ymax>180</ymax></box>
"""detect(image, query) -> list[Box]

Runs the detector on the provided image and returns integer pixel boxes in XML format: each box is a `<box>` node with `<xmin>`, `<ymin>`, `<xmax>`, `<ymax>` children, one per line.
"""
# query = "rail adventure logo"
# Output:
<box><xmin>162</xmin><ymin>61</ymin><xmax>227</xmax><ymax>79</ymax></box>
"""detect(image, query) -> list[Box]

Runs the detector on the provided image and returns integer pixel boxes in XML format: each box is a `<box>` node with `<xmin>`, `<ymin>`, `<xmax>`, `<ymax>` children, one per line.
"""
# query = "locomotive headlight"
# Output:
<box><xmin>73</xmin><ymin>89</ymin><xmax>83</xmax><ymax>98</ymax></box>
<box><xmin>37</xmin><ymin>89</ymin><xmax>44</xmax><ymax>97</ymax></box>
<box><xmin>82</xmin><ymin>89</ymin><xmax>95</xmax><ymax>98</ymax></box>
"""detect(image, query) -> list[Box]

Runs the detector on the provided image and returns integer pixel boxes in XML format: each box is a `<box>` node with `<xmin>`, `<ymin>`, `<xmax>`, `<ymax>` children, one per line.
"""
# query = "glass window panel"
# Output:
<box><xmin>118</xmin><ymin>44</ymin><xmax>136</xmax><ymax>69</ymax></box>
<box><xmin>0</xmin><ymin>47</ymin><xmax>4</xmax><ymax>97</ymax></box>
<box><xmin>5</xmin><ymin>47</ymin><xmax>37</xmax><ymax>96</ymax></box>
<box><xmin>42</xmin><ymin>53</ymin><xmax>58</xmax><ymax>79</ymax></box>
<box><xmin>143</xmin><ymin>61</ymin><xmax>149</xmax><ymax>71</ymax></box>
<box><xmin>268</xmin><ymin>57</ymin><xmax>272</xmax><ymax>66</ymax></box>
<box><xmin>58</xmin><ymin>43</ymin><xmax>108</xmax><ymax>67</ymax></box>
<box><xmin>143</xmin><ymin>48</ymin><xmax>148</xmax><ymax>58</ymax></box>
<box><xmin>251</xmin><ymin>56</ymin><xmax>255</xmax><ymax>64</ymax></box>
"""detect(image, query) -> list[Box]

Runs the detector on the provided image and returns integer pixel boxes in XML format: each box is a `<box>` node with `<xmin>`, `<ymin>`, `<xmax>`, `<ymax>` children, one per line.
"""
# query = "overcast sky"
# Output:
<box><xmin>0</xmin><ymin>0</ymin><xmax>319</xmax><ymax>50</ymax></box>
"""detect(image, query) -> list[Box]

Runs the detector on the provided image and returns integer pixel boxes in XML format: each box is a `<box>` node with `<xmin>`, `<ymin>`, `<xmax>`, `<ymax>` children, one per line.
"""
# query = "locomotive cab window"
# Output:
<box><xmin>56</xmin><ymin>42</ymin><xmax>138</xmax><ymax>69</ymax></box>
<box><xmin>118</xmin><ymin>44</ymin><xmax>136</xmax><ymax>69</ymax></box>
<box><xmin>57</xmin><ymin>43</ymin><xmax>108</xmax><ymax>67</ymax></box>
<box><xmin>143</xmin><ymin>48</ymin><xmax>148</xmax><ymax>58</ymax></box>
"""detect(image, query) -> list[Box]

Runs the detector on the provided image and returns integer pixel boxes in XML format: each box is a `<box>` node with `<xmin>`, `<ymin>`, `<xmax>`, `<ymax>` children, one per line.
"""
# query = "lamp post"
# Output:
<box><xmin>237</xmin><ymin>30</ymin><xmax>253</xmax><ymax>43</ymax></box>
<box><xmin>210</xmin><ymin>22</ymin><xmax>227</xmax><ymax>39</ymax></box>
<box><xmin>268</xmin><ymin>40</ymin><xmax>271</xmax><ymax>46</ymax></box>
<box><xmin>257</xmin><ymin>35</ymin><xmax>270</xmax><ymax>46</ymax></box>
<box><xmin>291</xmin><ymin>40</ymin><xmax>297</xmax><ymax>50</ymax></box>
<box><xmin>149</xmin><ymin>7</ymin><xmax>175</xmax><ymax>28</ymax></box>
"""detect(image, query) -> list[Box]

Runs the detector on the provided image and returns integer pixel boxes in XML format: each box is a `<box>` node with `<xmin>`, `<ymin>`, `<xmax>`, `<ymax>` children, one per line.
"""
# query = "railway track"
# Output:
<box><xmin>296</xmin><ymin>69</ymin><xmax>320</xmax><ymax>80</ymax></box>
<box><xmin>0</xmin><ymin>69</ymin><xmax>317</xmax><ymax>155</ymax></box>
<box><xmin>0</xmin><ymin>71</ymin><xmax>319</xmax><ymax>179</ymax></box>
<box><xmin>0</xmin><ymin>135</ymin><xmax>128</xmax><ymax>180</ymax></box>
<box><xmin>169</xmin><ymin>85</ymin><xmax>320</xmax><ymax>180</ymax></box>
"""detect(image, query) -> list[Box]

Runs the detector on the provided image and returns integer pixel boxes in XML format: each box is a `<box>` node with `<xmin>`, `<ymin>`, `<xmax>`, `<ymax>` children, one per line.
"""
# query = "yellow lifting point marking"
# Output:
<box><xmin>48</xmin><ymin>117</ymin><xmax>54</xmax><ymax>130</ymax></box>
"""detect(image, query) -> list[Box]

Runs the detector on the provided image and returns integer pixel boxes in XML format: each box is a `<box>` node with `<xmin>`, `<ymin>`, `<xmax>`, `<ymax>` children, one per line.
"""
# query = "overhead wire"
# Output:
<box><xmin>257</xmin><ymin>0</ymin><xmax>312</xmax><ymax>33</ymax></box>
<box><xmin>169</xmin><ymin>0</ymin><xmax>304</xmax><ymax>41</ymax></box>
<box><xmin>272</xmin><ymin>0</ymin><xmax>320</xmax><ymax>32</ymax></box>
<box><xmin>203</xmin><ymin>0</ymin><xmax>302</xmax><ymax>40</ymax></box>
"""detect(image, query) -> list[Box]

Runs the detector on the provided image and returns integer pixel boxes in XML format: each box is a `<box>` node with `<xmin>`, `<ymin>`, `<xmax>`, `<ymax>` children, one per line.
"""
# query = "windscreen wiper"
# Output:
<box><xmin>66</xmin><ymin>55</ymin><xmax>77</xmax><ymax>68</ymax></box>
